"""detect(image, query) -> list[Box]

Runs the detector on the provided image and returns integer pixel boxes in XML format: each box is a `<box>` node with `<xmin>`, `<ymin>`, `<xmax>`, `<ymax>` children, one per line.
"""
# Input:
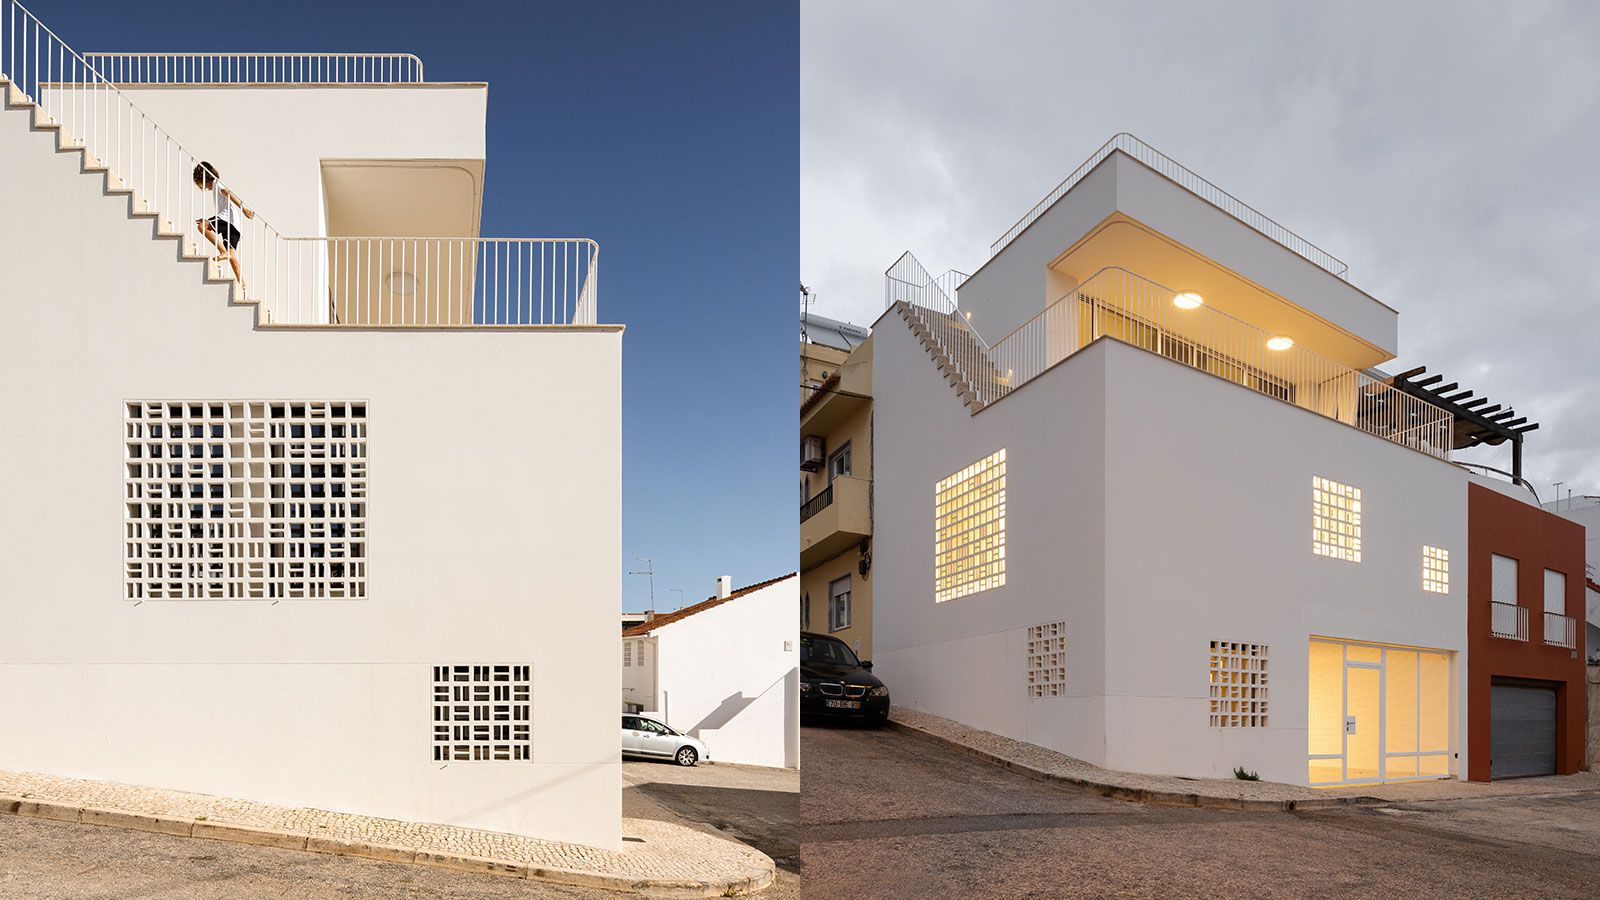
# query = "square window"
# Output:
<box><xmin>1311</xmin><ymin>476</ymin><xmax>1361</xmax><ymax>563</ymax></box>
<box><xmin>934</xmin><ymin>449</ymin><xmax>1007</xmax><ymax>602</ymax></box>
<box><xmin>1422</xmin><ymin>546</ymin><xmax>1449</xmax><ymax>594</ymax></box>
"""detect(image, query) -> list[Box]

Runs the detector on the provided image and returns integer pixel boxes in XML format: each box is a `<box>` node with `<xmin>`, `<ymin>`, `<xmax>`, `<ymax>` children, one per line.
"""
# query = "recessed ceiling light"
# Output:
<box><xmin>1173</xmin><ymin>291</ymin><xmax>1204</xmax><ymax>310</ymax></box>
<box><xmin>386</xmin><ymin>271</ymin><xmax>416</xmax><ymax>297</ymax></box>
<box><xmin>1266</xmin><ymin>336</ymin><xmax>1294</xmax><ymax>351</ymax></box>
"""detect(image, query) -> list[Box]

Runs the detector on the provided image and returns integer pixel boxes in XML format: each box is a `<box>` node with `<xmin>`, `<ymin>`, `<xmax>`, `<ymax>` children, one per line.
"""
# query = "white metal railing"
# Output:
<box><xmin>888</xmin><ymin>254</ymin><xmax>1452</xmax><ymax>461</ymax></box>
<box><xmin>1</xmin><ymin>1</ymin><xmax>596</xmax><ymax>326</ymax></box>
<box><xmin>272</xmin><ymin>237</ymin><xmax>598</xmax><ymax>326</ymax></box>
<box><xmin>989</xmin><ymin>133</ymin><xmax>1350</xmax><ymax>281</ymax></box>
<box><xmin>1543</xmin><ymin>611</ymin><xmax>1576</xmax><ymax>649</ymax></box>
<box><xmin>885</xmin><ymin>252</ymin><xmax>997</xmax><ymax>403</ymax></box>
<box><xmin>81</xmin><ymin>52</ymin><xmax>424</xmax><ymax>84</ymax></box>
<box><xmin>1491</xmin><ymin>601</ymin><xmax>1528</xmax><ymax>641</ymax></box>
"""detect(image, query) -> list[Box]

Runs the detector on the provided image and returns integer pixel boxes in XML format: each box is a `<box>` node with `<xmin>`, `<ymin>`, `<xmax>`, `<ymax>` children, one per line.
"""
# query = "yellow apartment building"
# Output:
<box><xmin>800</xmin><ymin>312</ymin><xmax>875</xmax><ymax>660</ymax></box>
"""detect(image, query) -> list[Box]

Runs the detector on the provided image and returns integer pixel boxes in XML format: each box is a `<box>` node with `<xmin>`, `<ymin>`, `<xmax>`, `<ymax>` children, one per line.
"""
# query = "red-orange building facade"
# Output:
<box><xmin>1466</xmin><ymin>482</ymin><xmax>1587</xmax><ymax>780</ymax></box>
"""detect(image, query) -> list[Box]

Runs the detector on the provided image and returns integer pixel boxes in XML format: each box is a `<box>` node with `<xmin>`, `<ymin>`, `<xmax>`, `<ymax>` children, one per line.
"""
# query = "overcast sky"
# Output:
<box><xmin>802</xmin><ymin>0</ymin><xmax>1600</xmax><ymax>499</ymax></box>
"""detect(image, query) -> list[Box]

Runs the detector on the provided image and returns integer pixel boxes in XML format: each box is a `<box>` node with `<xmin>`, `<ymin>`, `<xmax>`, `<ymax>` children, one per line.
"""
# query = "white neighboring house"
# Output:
<box><xmin>0</xmin><ymin>11</ymin><xmax>620</xmax><ymax>849</ymax></box>
<box><xmin>1547</xmin><ymin>495</ymin><xmax>1600</xmax><ymax>655</ymax></box>
<box><xmin>622</xmin><ymin>575</ymin><xmax>800</xmax><ymax>769</ymax></box>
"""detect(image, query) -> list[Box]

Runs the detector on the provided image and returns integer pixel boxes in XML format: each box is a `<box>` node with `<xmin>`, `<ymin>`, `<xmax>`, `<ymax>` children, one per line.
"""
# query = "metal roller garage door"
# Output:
<box><xmin>1490</xmin><ymin>683</ymin><xmax>1556</xmax><ymax>779</ymax></box>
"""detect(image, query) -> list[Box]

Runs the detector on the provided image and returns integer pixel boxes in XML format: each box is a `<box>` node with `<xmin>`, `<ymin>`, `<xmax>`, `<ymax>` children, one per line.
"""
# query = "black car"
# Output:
<box><xmin>800</xmin><ymin>631</ymin><xmax>889</xmax><ymax>725</ymax></box>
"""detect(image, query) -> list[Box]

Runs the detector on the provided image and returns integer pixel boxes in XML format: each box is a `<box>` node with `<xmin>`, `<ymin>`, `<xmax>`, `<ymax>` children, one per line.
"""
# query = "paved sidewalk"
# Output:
<box><xmin>889</xmin><ymin>707</ymin><xmax>1600</xmax><ymax>809</ymax></box>
<box><xmin>0</xmin><ymin>770</ymin><xmax>773</xmax><ymax>897</ymax></box>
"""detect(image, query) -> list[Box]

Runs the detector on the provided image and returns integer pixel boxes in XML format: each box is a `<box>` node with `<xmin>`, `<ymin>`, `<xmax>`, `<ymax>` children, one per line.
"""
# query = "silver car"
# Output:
<box><xmin>621</xmin><ymin>714</ymin><xmax>709</xmax><ymax>766</ymax></box>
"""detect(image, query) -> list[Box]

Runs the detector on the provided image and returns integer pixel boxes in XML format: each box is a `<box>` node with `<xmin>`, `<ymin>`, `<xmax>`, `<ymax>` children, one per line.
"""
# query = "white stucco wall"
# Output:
<box><xmin>1099</xmin><ymin>339</ymin><xmax>1468</xmax><ymax>784</ymax></box>
<box><xmin>871</xmin><ymin>310</ymin><xmax>1469</xmax><ymax>785</ymax></box>
<box><xmin>0</xmin><ymin>94</ymin><xmax>621</xmax><ymax>848</ymax></box>
<box><xmin>871</xmin><ymin>314</ymin><xmax>1110</xmax><ymax>766</ymax></box>
<box><xmin>46</xmin><ymin>83</ymin><xmax>487</xmax><ymax>237</ymax></box>
<box><xmin>649</xmin><ymin>579</ymin><xmax>800</xmax><ymax>769</ymax></box>
<box><xmin>958</xmin><ymin>153</ymin><xmax>1399</xmax><ymax>357</ymax></box>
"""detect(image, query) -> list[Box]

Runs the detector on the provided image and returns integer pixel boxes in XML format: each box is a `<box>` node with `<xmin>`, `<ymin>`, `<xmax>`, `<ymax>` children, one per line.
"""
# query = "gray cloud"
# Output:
<box><xmin>802</xmin><ymin>0</ymin><xmax>1600</xmax><ymax>497</ymax></box>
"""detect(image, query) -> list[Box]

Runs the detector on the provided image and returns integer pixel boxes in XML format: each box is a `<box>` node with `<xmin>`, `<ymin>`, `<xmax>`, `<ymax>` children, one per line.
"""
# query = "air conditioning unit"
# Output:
<box><xmin>800</xmin><ymin>435</ymin><xmax>825</xmax><ymax>472</ymax></box>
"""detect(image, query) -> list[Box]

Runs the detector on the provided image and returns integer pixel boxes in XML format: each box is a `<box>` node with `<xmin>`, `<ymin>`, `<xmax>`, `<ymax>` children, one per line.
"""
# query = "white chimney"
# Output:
<box><xmin>716</xmin><ymin>575</ymin><xmax>732</xmax><ymax>599</ymax></box>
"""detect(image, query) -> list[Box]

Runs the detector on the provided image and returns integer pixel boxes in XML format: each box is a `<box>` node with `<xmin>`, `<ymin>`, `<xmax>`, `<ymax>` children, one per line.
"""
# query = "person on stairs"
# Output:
<box><xmin>192</xmin><ymin>161</ymin><xmax>256</xmax><ymax>295</ymax></box>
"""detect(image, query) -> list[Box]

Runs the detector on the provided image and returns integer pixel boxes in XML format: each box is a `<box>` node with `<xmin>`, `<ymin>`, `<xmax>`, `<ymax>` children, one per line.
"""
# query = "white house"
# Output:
<box><xmin>872</xmin><ymin>134</ymin><xmax>1486</xmax><ymax>788</ymax></box>
<box><xmin>623</xmin><ymin>575</ymin><xmax>800</xmax><ymax>769</ymax></box>
<box><xmin>0</xmin><ymin>7</ymin><xmax>621</xmax><ymax>850</ymax></box>
<box><xmin>1547</xmin><ymin>495</ymin><xmax>1600</xmax><ymax>654</ymax></box>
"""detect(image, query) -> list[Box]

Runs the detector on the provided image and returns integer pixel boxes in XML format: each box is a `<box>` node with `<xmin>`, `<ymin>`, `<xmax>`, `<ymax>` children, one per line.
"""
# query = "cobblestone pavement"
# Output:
<box><xmin>802</xmin><ymin>723</ymin><xmax>1600</xmax><ymax>899</ymax></box>
<box><xmin>0</xmin><ymin>814</ymin><xmax>618</xmax><ymax>899</ymax></box>
<box><xmin>891</xmin><ymin>706</ymin><xmax>1600</xmax><ymax>804</ymax></box>
<box><xmin>0</xmin><ymin>768</ymin><xmax>772</xmax><ymax>895</ymax></box>
<box><xmin>624</xmin><ymin>760</ymin><xmax>798</xmax><ymax>900</ymax></box>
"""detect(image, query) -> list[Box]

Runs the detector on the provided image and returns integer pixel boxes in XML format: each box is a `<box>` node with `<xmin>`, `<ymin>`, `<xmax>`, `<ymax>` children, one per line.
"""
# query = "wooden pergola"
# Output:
<box><xmin>1384</xmin><ymin>366</ymin><xmax>1540</xmax><ymax>480</ymax></box>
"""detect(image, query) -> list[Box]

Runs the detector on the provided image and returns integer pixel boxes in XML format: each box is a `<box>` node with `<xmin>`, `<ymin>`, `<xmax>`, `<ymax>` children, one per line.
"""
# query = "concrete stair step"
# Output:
<box><xmin>6</xmin><ymin>82</ymin><xmax>34</xmax><ymax>108</ymax></box>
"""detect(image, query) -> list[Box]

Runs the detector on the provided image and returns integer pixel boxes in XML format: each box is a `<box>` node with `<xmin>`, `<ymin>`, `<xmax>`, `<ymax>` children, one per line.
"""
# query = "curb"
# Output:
<box><xmin>0</xmin><ymin>793</ymin><xmax>774</xmax><ymax>897</ymax></box>
<box><xmin>884</xmin><ymin>718</ymin><xmax>1384</xmax><ymax>813</ymax></box>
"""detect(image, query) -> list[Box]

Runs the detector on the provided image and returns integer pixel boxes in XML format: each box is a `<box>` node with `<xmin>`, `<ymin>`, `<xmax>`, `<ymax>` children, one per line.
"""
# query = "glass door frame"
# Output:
<box><xmin>1308</xmin><ymin>637</ymin><xmax>1454</xmax><ymax>787</ymax></box>
<box><xmin>1340</xmin><ymin>658</ymin><xmax>1385</xmax><ymax>785</ymax></box>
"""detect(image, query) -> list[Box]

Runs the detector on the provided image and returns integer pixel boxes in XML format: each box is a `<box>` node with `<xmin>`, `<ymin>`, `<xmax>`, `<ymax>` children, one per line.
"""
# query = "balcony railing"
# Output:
<box><xmin>1</xmin><ymin>1</ymin><xmax>598</xmax><ymax>327</ymax></box>
<box><xmin>886</xmin><ymin>256</ymin><xmax>1453</xmax><ymax>461</ymax></box>
<box><xmin>800</xmin><ymin>485</ymin><xmax>834</xmax><ymax>523</ymax></box>
<box><xmin>80</xmin><ymin>52</ymin><xmax>424</xmax><ymax>84</ymax></box>
<box><xmin>271</xmin><ymin>237</ymin><xmax>599</xmax><ymax>326</ymax></box>
<box><xmin>989</xmin><ymin>133</ymin><xmax>1350</xmax><ymax>281</ymax></box>
<box><xmin>1543</xmin><ymin>611</ymin><xmax>1576</xmax><ymax>649</ymax></box>
<box><xmin>1490</xmin><ymin>601</ymin><xmax>1528</xmax><ymax>641</ymax></box>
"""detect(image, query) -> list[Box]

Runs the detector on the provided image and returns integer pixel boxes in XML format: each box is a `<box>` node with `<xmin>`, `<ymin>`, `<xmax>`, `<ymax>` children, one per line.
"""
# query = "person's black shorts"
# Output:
<box><xmin>204</xmin><ymin>216</ymin><xmax>242</xmax><ymax>250</ymax></box>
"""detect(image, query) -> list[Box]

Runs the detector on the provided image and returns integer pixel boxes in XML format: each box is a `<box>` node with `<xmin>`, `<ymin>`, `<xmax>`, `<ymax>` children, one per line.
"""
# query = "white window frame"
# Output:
<box><xmin>828</xmin><ymin>441</ymin><xmax>852</xmax><ymax>481</ymax></box>
<box><xmin>1491</xmin><ymin>554</ymin><xmax>1518</xmax><ymax>605</ymax></box>
<box><xmin>1543</xmin><ymin>569</ymin><xmax>1566</xmax><ymax>616</ymax></box>
<box><xmin>828</xmin><ymin>575</ymin><xmax>852</xmax><ymax>633</ymax></box>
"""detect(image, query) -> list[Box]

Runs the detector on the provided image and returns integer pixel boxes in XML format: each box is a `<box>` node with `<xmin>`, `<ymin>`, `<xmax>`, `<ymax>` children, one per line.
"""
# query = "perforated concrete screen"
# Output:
<box><xmin>1026</xmin><ymin>621</ymin><xmax>1067</xmax><ymax>698</ymax></box>
<box><xmin>1422</xmin><ymin>546</ymin><xmax>1449</xmax><ymax>594</ymax></box>
<box><xmin>1312</xmin><ymin>476</ymin><xmax>1361</xmax><ymax>562</ymax></box>
<box><xmin>1208</xmin><ymin>641</ymin><xmax>1268</xmax><ymax>727</ymax></box>
<box><xmin>124</xmin><ymin>400</ymin><xmax>368</xmax><ymax>600</ymax></box>
<box><xmin>431</xmin><ymin>664</ymin><xmax>532</xmax><ymax>762</ymax></box>
<box><xmin>934</xmin><ymin>449</ymin><xmax>1006</xmax><ymax>603</ymax></box>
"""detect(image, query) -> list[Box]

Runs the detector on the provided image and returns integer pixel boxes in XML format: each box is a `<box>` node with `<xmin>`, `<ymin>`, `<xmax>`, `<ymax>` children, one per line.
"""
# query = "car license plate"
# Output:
<box><xmin>825</xmin><ymin>699</ymin><xmax>861</xmax><ymax>709</ymax></box>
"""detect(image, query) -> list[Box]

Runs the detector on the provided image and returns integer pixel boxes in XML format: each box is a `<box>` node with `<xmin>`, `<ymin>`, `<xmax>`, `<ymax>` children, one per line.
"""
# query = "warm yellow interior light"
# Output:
<box><xmin>1266</xmin><ymin>336</ymin><xmax>1294</xmax><ymax>351</ymax></box>
<box><xmin>1173</xmin><ymin>291</ymin><xmax>1204</xmax><ymax>310</ymax></box>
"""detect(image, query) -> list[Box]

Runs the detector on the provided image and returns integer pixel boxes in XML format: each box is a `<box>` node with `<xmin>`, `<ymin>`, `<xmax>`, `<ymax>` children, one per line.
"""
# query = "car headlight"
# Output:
<box><xmin>800</xmin><ymin>682</ymin><xmax>812</xmax><ymax>693</ymax></box>
<box><xmin>868</xmin><ymin>685</ymin><xmax>889</xmax><ymax>698</ymax></box>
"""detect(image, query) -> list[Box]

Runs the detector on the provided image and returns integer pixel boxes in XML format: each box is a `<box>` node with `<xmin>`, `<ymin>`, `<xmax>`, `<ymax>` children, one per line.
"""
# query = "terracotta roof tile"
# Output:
<box><xmin>621</xmin><ymin>572</ymin><xmax>797</xmax><ymax>637</ymax></box>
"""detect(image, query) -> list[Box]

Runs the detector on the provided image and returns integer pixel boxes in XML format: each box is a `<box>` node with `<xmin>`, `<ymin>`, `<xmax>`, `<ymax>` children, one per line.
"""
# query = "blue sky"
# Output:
<box><xmin>54</xmin><ymin>0</ymin><xmax>799</xmax><ymax>612</ymax></box>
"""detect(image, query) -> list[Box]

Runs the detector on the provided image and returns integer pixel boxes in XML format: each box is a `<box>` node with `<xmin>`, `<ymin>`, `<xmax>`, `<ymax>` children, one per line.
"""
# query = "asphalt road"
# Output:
<box><xmin>0</xmin><ymin>759</ymin><xmax>798</xmax><ymax>899</ymax></box>
<box><xmin>800</xmin><ymin>722</ymin><xmax>1600</xmax><ymax>899</ymax></box>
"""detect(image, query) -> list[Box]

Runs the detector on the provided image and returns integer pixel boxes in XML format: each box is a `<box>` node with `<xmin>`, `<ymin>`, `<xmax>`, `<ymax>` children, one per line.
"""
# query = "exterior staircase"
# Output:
<box><xmin>894</xmin><ymin>301</ymin><xmax>989</xmax><ymax>413</ymax></box>
<box><xmin>1</xmin><ymin>75</ymin><xmax>249</xmax><ymax>308</ymax></box>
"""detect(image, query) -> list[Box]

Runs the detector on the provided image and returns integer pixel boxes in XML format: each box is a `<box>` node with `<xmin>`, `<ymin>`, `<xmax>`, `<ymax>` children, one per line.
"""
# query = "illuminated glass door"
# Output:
<box><xmin>1343</xmin><ymin>663</ymin><xmax>1382</xmax><ymax>781</ymax></box>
